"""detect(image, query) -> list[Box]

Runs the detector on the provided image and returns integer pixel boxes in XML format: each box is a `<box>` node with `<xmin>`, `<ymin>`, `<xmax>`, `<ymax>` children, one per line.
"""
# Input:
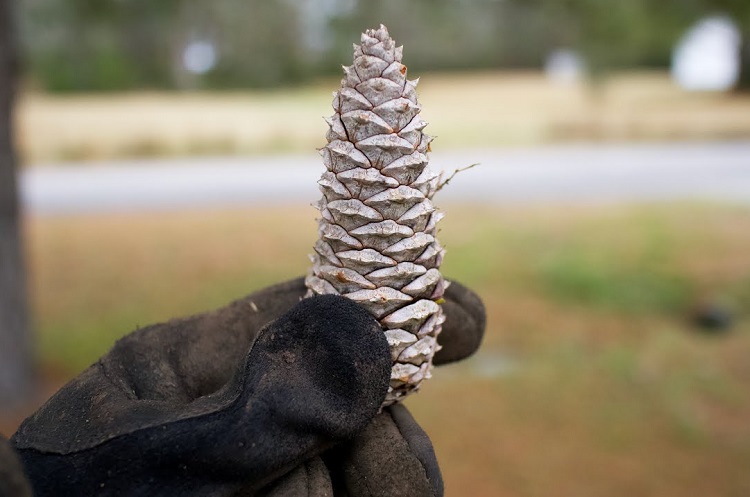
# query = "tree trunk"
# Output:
<box><xmin>0</xmin><ymin>0</ymin><xmax>33</xmax><ymax>408</ymax></box>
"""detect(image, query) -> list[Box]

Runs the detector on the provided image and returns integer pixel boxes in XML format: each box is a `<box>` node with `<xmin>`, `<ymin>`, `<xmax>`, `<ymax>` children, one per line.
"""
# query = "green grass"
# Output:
<box><xmin>534</xmin><ymin>240</ymin><xmax>689</xmax><ymax>313</ymax></box>
<box><xmin>441</xmin><ymin>204</ymin><xmax>711</xmax><ymax>315</ymax></box>
<box><xmin>20</xmin><ymin>201</ymin><xmax>750</xmax><ymax>496</ymax></box>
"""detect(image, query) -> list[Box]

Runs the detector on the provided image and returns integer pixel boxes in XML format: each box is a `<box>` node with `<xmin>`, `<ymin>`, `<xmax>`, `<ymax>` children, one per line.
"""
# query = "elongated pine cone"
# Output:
<box><xmin>305</xmin><ymin>25</ymin><xmax>446</xmax><ymax>406</ymax></box>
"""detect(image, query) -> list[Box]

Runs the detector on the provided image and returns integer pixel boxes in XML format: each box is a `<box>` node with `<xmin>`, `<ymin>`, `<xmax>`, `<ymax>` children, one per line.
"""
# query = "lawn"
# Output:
<box><xmin>17</xmin><ymin>70</ymin><xmax>750</xmax><ymax>164</ymax></box>
<box><xmin>16</xmin><ymin>201</ymin><xmax>750</xmax><ymax>496</ymax></box>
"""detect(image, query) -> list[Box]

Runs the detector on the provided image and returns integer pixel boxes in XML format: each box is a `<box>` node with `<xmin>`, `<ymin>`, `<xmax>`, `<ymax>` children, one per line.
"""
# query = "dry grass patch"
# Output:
<box><xmin>26</xmin><ymin>206</ymin><xmax>316</xmax><ymax>371</ymax></box>
<box><xmin>18</xmin><ymin>71</ymin><xmax>750</xmax><ymax>164</ymax></box>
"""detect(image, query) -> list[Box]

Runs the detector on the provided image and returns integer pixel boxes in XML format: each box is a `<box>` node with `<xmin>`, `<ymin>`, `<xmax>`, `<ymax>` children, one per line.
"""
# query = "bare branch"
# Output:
<box><xmin>435</xmin><ymin>163</ymin><xmax>480</xmax><ymax>193</ymax></box>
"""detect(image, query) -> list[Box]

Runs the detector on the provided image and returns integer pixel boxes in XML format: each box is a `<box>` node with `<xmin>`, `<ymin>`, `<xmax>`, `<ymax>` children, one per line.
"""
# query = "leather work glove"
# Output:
<box><xmin>9</xmin><ymin>277</ymin><xmax>485</xmax><ymax>496</ymax></box>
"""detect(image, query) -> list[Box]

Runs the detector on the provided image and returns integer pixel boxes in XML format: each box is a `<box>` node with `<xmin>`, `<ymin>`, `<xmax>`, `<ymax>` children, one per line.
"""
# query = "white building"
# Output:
<box><xmin>672</xmin><ymin>16</ymin><xmax>741</xmax><ymax>92</ymax></box>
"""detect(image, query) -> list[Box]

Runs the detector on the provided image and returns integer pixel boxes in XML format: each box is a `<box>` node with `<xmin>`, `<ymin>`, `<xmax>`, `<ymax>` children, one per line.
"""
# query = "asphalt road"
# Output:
<box><xmin>21</xmin><ymin>141</ymin><xmax>750</xmax><ymax>215</ymax></box>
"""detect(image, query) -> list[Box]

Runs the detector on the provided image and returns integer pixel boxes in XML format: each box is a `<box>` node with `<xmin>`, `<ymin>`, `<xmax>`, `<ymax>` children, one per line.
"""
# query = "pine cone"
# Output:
<box><xmin>306</xmin><ymin>25</ymin><xmax>446</xmax><ymax>406</ymax></box>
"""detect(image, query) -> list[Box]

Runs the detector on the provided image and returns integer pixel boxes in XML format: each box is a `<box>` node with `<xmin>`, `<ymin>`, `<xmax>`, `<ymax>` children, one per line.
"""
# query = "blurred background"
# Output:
<box><xmin>2</xmin><ymin>0</ymin><xmax>750</xmax><ymax>495</ymax></box>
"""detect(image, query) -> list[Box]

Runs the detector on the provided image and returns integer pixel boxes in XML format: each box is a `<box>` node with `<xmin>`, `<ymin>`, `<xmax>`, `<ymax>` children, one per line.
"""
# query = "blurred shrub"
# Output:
<box><xmin>17</xmin><ymin>0</ymin><xmax>749</xmax><ymax>92</ymax></box>
<box><xmin>11</xmin><ymin>0</ymin><xmax>686</xmax><ymax>92</ymax></box>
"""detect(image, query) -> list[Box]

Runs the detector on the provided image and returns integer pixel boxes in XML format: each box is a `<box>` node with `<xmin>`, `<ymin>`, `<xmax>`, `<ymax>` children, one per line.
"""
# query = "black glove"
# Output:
<box><xmin>10</xmin><ymin>277</ymin><xmax>485</xmax><ymax>496</ymax></box>
<box><xmin>256</xmin><ymin>279</ymin><xmax>485</xmax><ymax>497</ymax></box>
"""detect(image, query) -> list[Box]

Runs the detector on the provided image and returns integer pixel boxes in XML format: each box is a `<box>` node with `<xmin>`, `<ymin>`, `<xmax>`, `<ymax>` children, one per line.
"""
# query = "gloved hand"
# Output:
<box><xmin>10</xmin><ymin>277</ymin><xmax>485</xmax><ymax>496</ymax></box>
<box><xmin>257</xmin><ymin>279</ymin><xmax>486</xmax><ymax>497</ymax></box>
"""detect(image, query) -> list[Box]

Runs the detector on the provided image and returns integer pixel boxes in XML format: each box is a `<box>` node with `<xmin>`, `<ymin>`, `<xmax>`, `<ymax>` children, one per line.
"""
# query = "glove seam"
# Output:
<box><xmin>98</xmin><ymin>359</ymin><xmax>138</xmax><ymax>401</ymax></box>
<box><xmin>305</xmin><ymin>459</ymin><xmax>313</xmax><ymax>495</ymax></box>
<box><xmin>349</xmin><ymin>455</ymin><xmax>377</xmax><ymax>497</ymax></box>
<box><xmin>14</xmin><ymin>361</ymin><xmax>251</xmax><ymax>454</ymax></box>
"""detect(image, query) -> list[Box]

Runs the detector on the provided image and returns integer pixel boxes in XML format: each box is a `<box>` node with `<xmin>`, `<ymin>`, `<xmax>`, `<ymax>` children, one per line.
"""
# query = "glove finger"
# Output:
<box><xmin>11</xmin><ymin>278</ymin><xmax>310</xmax><ymax>456</ymax></box>
<box><xmin>433</xmin><ymin>279</ymin><xmax>486</xmax><ymax>365</ymax></box>
<box><xmin>389</xmin><ymin>403</ymin><xmax>443</xmax><ymax>495</ymax></box>
<box><xmin>256</xmin><ymin>457</ymin><xmax>332</xmax><ymax>497</ymax></box>
<box><xmin>326</xmin><ymin>404</ymin><xmax>443</xmax><ymax>497</ymax></box>
<box><xmin>13</xmin><ymin>294</ymin><xmax>391</xmax><ymax>496</ymax></box>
